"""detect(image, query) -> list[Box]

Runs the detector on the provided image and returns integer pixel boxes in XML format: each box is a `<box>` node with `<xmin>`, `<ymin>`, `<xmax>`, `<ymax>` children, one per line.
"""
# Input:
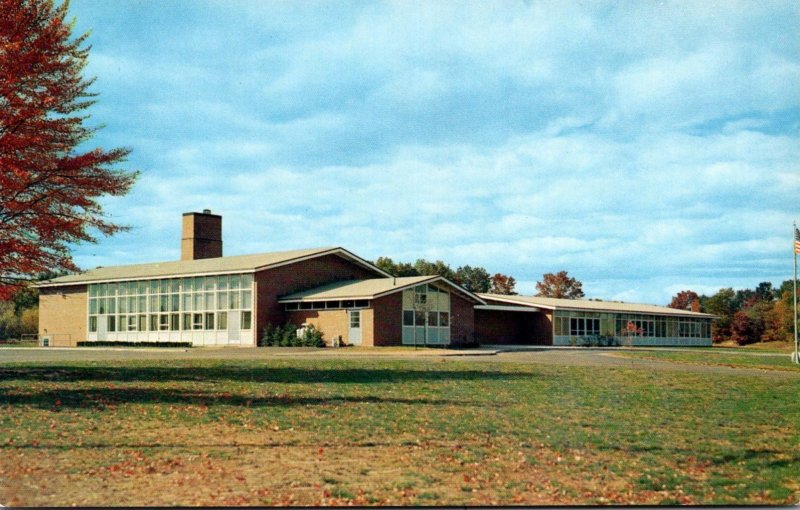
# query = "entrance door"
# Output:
<box><xmin>348</xmin><ymin>310</ymin><xmax>361</xmax><ymax>345</ymax></box>
<box><xmin>227</xmin><ymin>311</ymin><xmax>240</xmax><ymax>344</ymax></box>
<box><xmin>97</xmin><ymin>316</ymin><xmax>107</xmax><ymax>341</ymax></box>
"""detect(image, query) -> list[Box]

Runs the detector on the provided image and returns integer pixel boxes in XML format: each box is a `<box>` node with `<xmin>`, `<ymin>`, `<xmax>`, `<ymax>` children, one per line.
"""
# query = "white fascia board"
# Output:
<box><xmin>253</xmin><ymin>247</ymin><xmax>392</xmax><ymax>277</ymax></box>
<box><xmin>36</xmin><ymin>269</ymin><xmax>256</xmax><ymax>288</ymax></box>
<box><xmin>278</xmin><ymin>295</ymin><xmax>374</xmax><ymax>303</ymax></box>
<box><xmin>480</xmin><ymin>294</ymin><xmax>556</xmax><ymax>309</ymax></box>
<box><xmin>475</xmin><ymin>304</ymin><xmax>541</xmax><ymax>313</ymax></box>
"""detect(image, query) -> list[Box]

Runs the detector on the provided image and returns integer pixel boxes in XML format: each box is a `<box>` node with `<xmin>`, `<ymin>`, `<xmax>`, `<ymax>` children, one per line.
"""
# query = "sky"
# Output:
<box><xmin>65</xmin><ymin>0</ymin><xmax>800</xmax><ymax>305</ymax></box>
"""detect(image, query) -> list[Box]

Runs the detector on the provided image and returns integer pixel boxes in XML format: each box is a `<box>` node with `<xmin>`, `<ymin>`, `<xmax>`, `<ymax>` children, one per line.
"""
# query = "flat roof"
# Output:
<box><xmin>37</xmin><ymin>247</ymin><xmax>390</xmax><ymax>287</ymax></box>
<box><xmin>477</xmin><ymin>293</ymin><xmax>715</xmax><ymax>318</ymax></box>
<box><xmin>280</xmin><ymin>275</ymin><xmax>486</xmax><ymax>304</ymax></box>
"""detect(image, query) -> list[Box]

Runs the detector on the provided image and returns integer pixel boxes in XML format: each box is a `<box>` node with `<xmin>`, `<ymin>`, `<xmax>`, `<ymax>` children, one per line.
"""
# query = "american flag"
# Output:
<box><xmin>796</xmin><ymin>227</ymin><xmax>800</xmax><ymax>254</ymax></box>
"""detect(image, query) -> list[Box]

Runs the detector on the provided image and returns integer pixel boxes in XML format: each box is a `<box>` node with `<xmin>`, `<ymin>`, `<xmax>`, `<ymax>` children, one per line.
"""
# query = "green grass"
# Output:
<box><xmin>616</xmin><ymin>349</ymin><xmax>800</xmax><ymax>371</ymax></box>
<box><xmin>0</xmin><ymin>357</ymin><xmax>798</xmax><ymax>505</ymax></box>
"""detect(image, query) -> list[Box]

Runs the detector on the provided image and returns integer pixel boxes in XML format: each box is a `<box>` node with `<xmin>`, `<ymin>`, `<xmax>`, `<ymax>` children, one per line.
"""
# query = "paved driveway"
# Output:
<box><xmin>0</xmin><ymin>346</ymin><xmax>796</xmax><ymax>379</ymax></box>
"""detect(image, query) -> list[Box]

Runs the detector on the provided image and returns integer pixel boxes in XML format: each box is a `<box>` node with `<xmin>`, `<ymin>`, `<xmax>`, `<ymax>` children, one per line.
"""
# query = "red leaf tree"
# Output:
<box><xmin>668</xmin><ymin>290</ymin><xmax>701</xmax><ymax>311</ymax></box>
<box><xmin>489</xmin><ymin>273</ymin><xmax>517</xmax><ymax>295</ymax></box>
<box><xmin>535</xmin><ymin>270</ymin><xmax>584</xmax><ymax>299</ymax></box>
<box><xmin>0</xmin><ymin>0</ymin><xmax>138</xmax><ymax>298</ymax></box>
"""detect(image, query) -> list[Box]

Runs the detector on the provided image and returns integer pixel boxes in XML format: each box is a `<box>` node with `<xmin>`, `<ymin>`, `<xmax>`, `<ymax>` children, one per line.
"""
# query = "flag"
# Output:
<box><xmin>795</xmin><ymin>227</ymin><xmax>800</xmax><ymax>254</ymax></box>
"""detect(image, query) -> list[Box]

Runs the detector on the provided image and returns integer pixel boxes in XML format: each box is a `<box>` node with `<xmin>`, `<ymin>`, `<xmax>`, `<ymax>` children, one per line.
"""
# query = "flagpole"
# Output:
<box><xmin>794</xmin><ymin>221</ymin><xmax>798</xmax><ymax>364</ymax></box>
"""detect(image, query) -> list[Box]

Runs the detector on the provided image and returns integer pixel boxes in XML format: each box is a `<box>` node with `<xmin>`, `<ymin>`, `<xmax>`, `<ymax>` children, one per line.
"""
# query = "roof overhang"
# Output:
<box><xmin>475</xmin><ymin>304</ymin><xmax>542</xmax><ymax>313</ymax></box>
<box><xmin>254</xmin><ymin>247</ymin><xmax>392</xmax><ymax>278</ymax></box>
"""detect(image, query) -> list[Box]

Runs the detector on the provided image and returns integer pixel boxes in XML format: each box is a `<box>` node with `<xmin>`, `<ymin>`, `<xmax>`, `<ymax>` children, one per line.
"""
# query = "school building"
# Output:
<box><xmin>37</xmin><ymin>210</ymin><xmax>714</xmax><ymax>348</ymax></box>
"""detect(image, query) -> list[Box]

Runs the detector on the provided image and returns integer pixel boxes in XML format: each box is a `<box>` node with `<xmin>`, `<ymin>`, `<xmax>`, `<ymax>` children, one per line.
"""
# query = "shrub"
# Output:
<box><xmin>76</xmin><ymin>341</ymin><xmax>192</xmax><ymax>348</ymax></box>
<box><xmin>260</xmin><ymin>323</ymin><xmax>325</xmax><ymax>347</ymax></box>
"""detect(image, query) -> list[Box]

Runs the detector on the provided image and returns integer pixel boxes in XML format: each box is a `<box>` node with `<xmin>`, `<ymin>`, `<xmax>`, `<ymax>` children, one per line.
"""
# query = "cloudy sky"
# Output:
<box><xmin>67</xmin><ymin>0</ymin><xmax>799</xmax><ymax>304</ymax></box>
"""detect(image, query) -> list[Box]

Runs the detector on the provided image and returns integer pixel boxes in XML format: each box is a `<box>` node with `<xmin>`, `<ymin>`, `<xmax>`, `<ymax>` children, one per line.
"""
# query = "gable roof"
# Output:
<box><xmin>37</xmin><ymin>247</ymin><xmax>390</xmax><ymax>287</ymax></box>
<box><xmin>477</xmin><ymin>293</ymin><xmax>715</xmax><ymax>318</ymax></box>
<box><xmin>280</xmin><ymin>275</ymin><xmax>486</xmax><ymax>304</ymax></box>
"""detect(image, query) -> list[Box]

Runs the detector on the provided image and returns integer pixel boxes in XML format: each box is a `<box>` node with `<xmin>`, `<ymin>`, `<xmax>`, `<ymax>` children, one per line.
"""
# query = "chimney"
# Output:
<box><xmin>181</xmin><ymin>210</ymin><xmax>222</xmax><ymax>260</ymax></box>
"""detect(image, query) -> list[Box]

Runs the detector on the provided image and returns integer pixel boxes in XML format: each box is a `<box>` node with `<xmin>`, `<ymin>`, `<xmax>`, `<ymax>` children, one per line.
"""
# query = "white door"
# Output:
<box><xmin>348</xmin><ymin>310</ymin><xmax>361</xmax><ymax>345</ymax></box>
<box><xmin>227</xmin><ymin>311</ymin><xmax>240</xmax><ymax>344</ymax></box>
<box><xmin>97</xmin><ymin>316</ymin><xmax>108</xmax><ymax>341</ymax></box>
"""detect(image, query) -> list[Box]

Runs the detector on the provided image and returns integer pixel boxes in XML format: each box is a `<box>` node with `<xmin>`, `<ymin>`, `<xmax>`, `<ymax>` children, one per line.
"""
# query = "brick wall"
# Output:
<box><xmin>372</xmin><ymin>292</ymin><xmax>402</xmax><ymax>346</ymax></box>
<box><xmin>254</xmin><ymin>254</ymin><xmax>380</xmax><ymax>338</ymax></box>
<box><xmin>38</xmin><ymin>285</ymin><xmax>87</xmax><ymax>346</ymax></box>
<box><xmin>450</xmin><ymin>292</ymin><xmax>476</xmax><ymax>344</ymax></box>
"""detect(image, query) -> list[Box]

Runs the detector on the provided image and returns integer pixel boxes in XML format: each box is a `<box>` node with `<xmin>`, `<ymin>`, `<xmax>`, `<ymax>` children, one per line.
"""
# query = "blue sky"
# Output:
<box><xmin>67</xmin><ymin>0</ymin><xmax>799</xmax><ymax>304</ymax></box>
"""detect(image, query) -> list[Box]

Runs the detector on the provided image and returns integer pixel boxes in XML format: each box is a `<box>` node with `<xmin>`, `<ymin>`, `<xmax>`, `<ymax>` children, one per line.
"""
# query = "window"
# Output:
<box><xmin>439</xmin><ymin>312</ymin><xmax>449</xmax><ymax>327</ymax></box>
<box><xmin>149</xmin><ymin>314</ymin><xmax>158</xmax><ymax>332</ymax></box>
<box><xmin>160</xmin><ymin>314</ymin><xmax>169</xmax><ymax>331</ymax></box>
<box><xmin>355</xmin><ymin>299</ymin><xmax>369</xmax><ymax>308</ymax></box>
<box><xmin>241</xmin><ymin>311</ymin><xmax>252</xmax><ymax>330</ymax></box>
<box><xmin>182</xmin><ymin>313</ymin><xmax>192</xmax><ymax>331</ymax></box>
<box><xmin>325</xmin><ymin>301</ymin><xmax>339</xmax><ymax>309</ymax></box>
<box><xmin>349</xmin><ymin>311</ymin><xmax>360</xmax><ymax>328</ymax></box>
<box><xmin>312</xmin><ymin>301</ymin><xmax>325</xmax><ymax>310</ymax></box>
<box><xmin>415</xmin><ymin>310</ymin><xmax>426</xmax><ymax>326</ymax></box>
<box><xmin>204</xmin><ymin>312</ymin><xmax>214</xmax><ymax>330</ymax></box>
<box><xmin>285</xmin><ymin>302</ymin><xmax>298</xmax><ymax>311</ymax></box>
<box><xmin>108</xmin><ymin>315</ymin><xmax>116</xmax><ymax>332</ymax></box>
<box><xmin>342</xmin><ymin>300</ymin><xmax>355</xmax><ymax>308</ymax></box>
<box><xmin>427</xmin><ymin>311</ymin><xmax>437</xmax><ymax>327</ymax></box>
<box><xmin>193</xmin><ymin>313</ymin><xmax>203</xmax><ymax>330</ymax></box>
<box><xmin>170</xmin><ymin>314</ymin><xmax>180</xmax><ymax>331</ymax></box>
<box><xmin>403</xmin><ymin>310</ymin><xmax>415</xmax><ymax>326</ymax></box>
<box><xmin>89</xmin><ymin>316</ymin><xmax>97</xmax><ymax>332</ymax></box>
<box><xmin>138</xmin><ymin>315</ymin><xmax>147</xmax><ymax>332</ymax></box>
<box><xmin>569</xmin><ymin>317</ymin><xmax>599</xmax><ymax>336</ymax></box>
<box><xmin>217</xmin><ymin>312</ymin><xmax>227</xmax><ymax>330</ymax></box>
<box><xmin>127</xmin><ymin>316</ymin><xmax>137</xmax><ymax>331</ymax></box>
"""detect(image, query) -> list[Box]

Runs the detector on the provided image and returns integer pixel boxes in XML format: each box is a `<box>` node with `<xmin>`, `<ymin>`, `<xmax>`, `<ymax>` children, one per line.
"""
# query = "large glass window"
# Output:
<box><xmin>88</xmin><ymin>274</ymin><xmax>254</xmax><ymax>334</ymax></box>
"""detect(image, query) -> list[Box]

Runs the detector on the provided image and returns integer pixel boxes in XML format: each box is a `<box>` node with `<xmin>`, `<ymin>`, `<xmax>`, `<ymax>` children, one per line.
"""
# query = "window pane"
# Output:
<box><xmin>205</xmin><ymin>292</ymin><xmax>215</xmax><ymax>310</ymax></box>
<box><xmin>182</xmin><ymin>294</ymin><xmax>192</xmax><ymax>312</ymax></box>
<box><xmin>229</xmin><ymin>275</ymin><xmax>240</xmax><ymax>290</ymax></box>
<box><xmin>217</xmin><ymin>276</ymin><xmax>228</xmax><ymax>291</ymax></box>
<box><xmin>415</xmin><ymin>310</ymin><xmax>426</xmax><ymax>326</ymax></box>
<box><xmin>403</xmin><ymin>310</ymin><xmax>414</xmax><ymax>326</ymax></box>
<box><xmin>89</xmin><ymin>299</ymin><xmax>97</xmax><ymax>314</ymax></box>
<box><xmin>439</xmin><ymin>312</ymin><xmax>449</xmax><ymax>327</ymax></box>
<box><xmin>97</xmin><ymin>298</ymin><xmax>106</xmax><ymax>314</ymax></box>
<box><xmin>204</xmin><ymin>277</ymin><xmax>214</xmax><ymax>292</ymax></box>
<box><xmin>193</xmin><ymin>313</ymin><xmax>203</xmax><ymax>330</ymax></box>
<box><xmin>427</xmin><ymin>311</ymin><xmax>437</xmax><ymax>327</ymax></box>
<box><xmin>217</xmin><ymin>312</ymin><xmax>227</xmax><ymax>330</ymax></box>
<box><xmin>108</xmin><ymin>316</ymin><xmax>116</xmax><ymax>332</ymax></box>
<box><xmin>241</xmin><ymin>290</ymin><xmax>252</xmax><ymax>309</ymax></box>
<box><xmin>137</xmin><ymin>281</ymin><xmax>147</xmax><ymax>294</ymax></box>
<box><xmin>128</xmin><ymin>296</ymin><xmax>136</xmax><ymax>314</ymax></box>
<box><xmin>149</xmin><ymin>315</ymin><xmax>158</xmax><ymax>331</ymax></box>
<box><xmin>217</xmin><ymin>292</ymin><xmax>228</xmax><ymax>310</ymax></box>
<box><xmin>170</xmin><ymin>313</ymin><xmax>179</xmax><ymax>331</ymax></box>
<box><xmin>229</xmin><ymin>291</ymin><xmax>240</xmax><ymax>309</ymax></box>
<box><xmin>182</xmin><ymin>313</ymin><xmax>191</xmax><ymax>331</ymax></box>
<box><xmin>138</xmin><ymin>296</ymin><xmax>147</xmax><ymax>314</ymax></box>
<box><xmin>89</xmin><ymin>316</ymin><xmax>97</xmax><ymax>332</ymax></box>
<box><xmin>138</xmin><ymin>315</ymin><xmax>147</xmax><ymax>331</ymax></box>
<box><xmin>241</xmin><ymin>274</ymin><xmax>253</xmax><ymax>287</ymax></box>
<box><xmin>160</xmin><ymin>314</ymin><xmax>169</xmax><ymax>330</ymax></box>
<box><xmin>171</xmin><ymin>294</ymin><xmax>179</xmax><ymax>312</ymax></box>
<box><xmin>204</xmin><ymin>312</ymin><xmax>214</xmax><ymax>330</ymax></box>
<box><xmin>241</xmin><ymin>311</ymin><xmax>252</xmax><ymax>330</ymax></box>
<box><xmin>193</xmin><ymin>293</ymin><xmax>203</xmax><ymax>312</ymax></box>
<box><xmin>149</xmin><ymin>280</ymin><xmax>159</xmax><ymax>294</ymax></box>
<box><xmin>160</xmin><ymin>295</ymin><xmax>168</xmax><ymax>313</ymax></box>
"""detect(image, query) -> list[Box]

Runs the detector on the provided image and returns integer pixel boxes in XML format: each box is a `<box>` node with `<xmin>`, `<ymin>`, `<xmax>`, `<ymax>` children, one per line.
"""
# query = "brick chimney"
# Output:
<box><xmin>181</xmin><ymin>209</ymin><xmax>222</xmax><ymax>260</ymax></box>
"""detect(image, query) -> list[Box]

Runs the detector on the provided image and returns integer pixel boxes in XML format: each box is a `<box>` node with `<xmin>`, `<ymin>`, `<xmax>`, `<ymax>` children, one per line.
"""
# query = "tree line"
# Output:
<box><xmin>668</xmin><ymin>281</ymin><xmax>797</xmax><ymax>345</ymax></box>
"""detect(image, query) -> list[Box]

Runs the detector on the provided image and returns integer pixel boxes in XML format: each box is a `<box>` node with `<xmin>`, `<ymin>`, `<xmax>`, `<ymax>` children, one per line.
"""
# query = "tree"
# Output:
<box><xmin>413</xmin><ymin>259</ymin><xmax>456</xmax><ymax>280</ymax></box>
<box><xmin>0</xmin><ymin>0</ymin><xmax>138</xmax><ymax>299</ymax></box>
<box><xmin>702</xmin><ymin>288</ymin><xmax>736</xmax><ymax>343</ymax></box>
<box><xmin>535</xmin><ymin>270</ymin><xmax>584</xmax><ymax>299</ymax></box>
<box><xmin>454</xmin><ymin>265</ymin><xmax>491</xmax><ymax>293</ymax></box>
<box><xmin>668</xmin><ymin>290</ymin><xmax>700</xmax><ymax>311</ymax></box>
<box><xmin>490</xmin><ymin>273</ymin><xmax>517</xmax><ymax>295</ymax></box>
<box><xmin>754</xmin><ymin>281</ymin><xmax>775</xmax><ymax>302</ymax></box>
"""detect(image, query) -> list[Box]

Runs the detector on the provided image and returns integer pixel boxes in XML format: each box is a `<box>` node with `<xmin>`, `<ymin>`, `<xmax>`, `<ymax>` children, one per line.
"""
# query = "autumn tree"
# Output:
<box><xmin>535</xmin><ymin>270</ymin><xmax>584</xmax><ymax>299</ymax></box>
<box><xmin>454</xmin><ymin>265</ymin><xmax>491</xmax><ymax>293</ymax></box>
<box><xmin>668</xmin><ymin>290</ymin><xmax>700</xmax><ymax>311</ymax></box>
<box><xmin>0</xmin><ymin>0</ymin><xmax>138</xmax><ymax>298</ymax></box>
<box><xmin>490</xmin><ymin>273</ymin><xmax>517</xmax><ymax>295</ymax></box>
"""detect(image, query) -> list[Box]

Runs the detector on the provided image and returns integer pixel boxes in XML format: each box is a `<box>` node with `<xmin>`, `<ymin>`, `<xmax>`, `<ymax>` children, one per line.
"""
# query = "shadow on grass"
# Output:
<box><xmin>0</xmin><ymin>364</ymin><xmax>522</xmax><ymax>385</ymax></box>
<box><xmin>0</xmin><ymin>386</ymin><xmax>483</xmax><ymax>410</ymax></box>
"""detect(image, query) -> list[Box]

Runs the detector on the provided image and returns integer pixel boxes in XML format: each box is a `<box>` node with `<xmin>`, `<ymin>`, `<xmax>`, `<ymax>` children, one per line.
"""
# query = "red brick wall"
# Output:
<box><xmin>372</xmin><ymin>292</ymin><xmax>402</xmax><ymax>346</ymax></box>
<box><xmin>254</xmin><ymin>254</ymin><xmax>379</xmax><ymax>337</ymax></box>
<box><xmin>450</xmin><ymin>292</ymin><xmax>475</xmax><ymax>344</ymax></box>
<box><xmin>475</xmin><ymin>309</ymin><xmax>552</xmax><ymax>345</ymax></box>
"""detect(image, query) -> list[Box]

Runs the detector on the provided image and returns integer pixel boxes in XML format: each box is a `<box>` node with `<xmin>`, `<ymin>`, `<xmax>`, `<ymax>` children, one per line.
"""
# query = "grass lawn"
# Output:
<box><xmin>615</xmin><ymin>350</ymin><xmax>800</xmax><ymax>372</ymax></box>
<box><xmin>1</xmin><ymin>357</ymin><xmax>798</xmax><ymax>506</ymax></box>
